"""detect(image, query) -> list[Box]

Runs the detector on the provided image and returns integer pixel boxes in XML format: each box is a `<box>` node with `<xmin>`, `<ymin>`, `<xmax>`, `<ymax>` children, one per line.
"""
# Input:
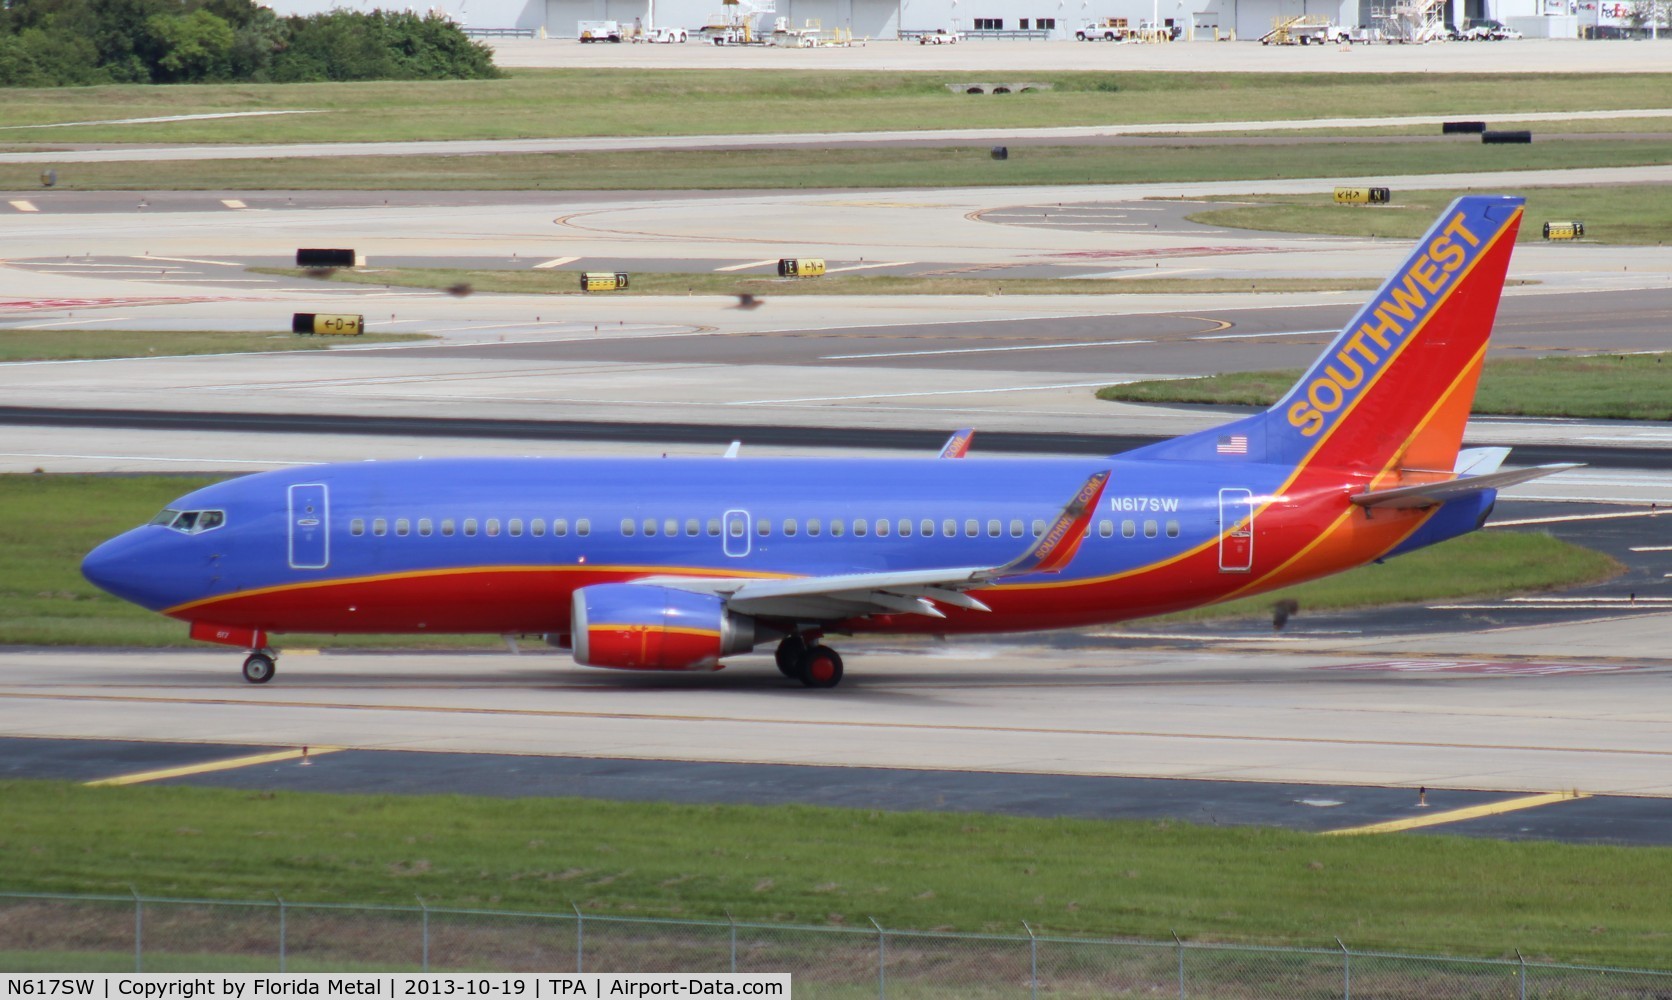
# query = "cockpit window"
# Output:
<box><xmin>153</xmin><ymin>508</ymin><xmax>227</xmax><ymax>535</ymax></box>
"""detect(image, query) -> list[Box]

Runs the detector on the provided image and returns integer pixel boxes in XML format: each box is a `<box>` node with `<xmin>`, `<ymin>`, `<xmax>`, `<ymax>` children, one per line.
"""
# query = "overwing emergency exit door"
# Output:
<box><xmin>723</xmin><ymin>509</ymin><xmax>751</xmax><ymax>558</ymax></box>
<box><xmin>288</xmin><ymin>483</ymin><xmax>330</xmax><ymax>570</ymax></box>
<box><xmin>1218</xmin><ymin>488</ymin><xmax>1254</xmax><ymax>573</ymax></box>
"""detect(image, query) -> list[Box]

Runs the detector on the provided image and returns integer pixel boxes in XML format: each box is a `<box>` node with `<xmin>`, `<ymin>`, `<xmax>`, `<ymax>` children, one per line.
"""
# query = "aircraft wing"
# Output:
<box><xmin>1349</xmin><ymin>464</ymin><xmax>1582</xmax><ymax>510</ymax></box>
<box><xmin>644</xmin><ymin>469</ymin><xmax>1111</xmax><ymax>621</ymax></box>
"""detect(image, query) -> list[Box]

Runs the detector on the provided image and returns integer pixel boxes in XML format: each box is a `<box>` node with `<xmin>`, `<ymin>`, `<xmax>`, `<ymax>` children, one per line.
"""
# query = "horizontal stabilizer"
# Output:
<box><xmin>1350</xmin><ymin>464</ymin><xmax>1582</xmax><ymax>510</ymax></box>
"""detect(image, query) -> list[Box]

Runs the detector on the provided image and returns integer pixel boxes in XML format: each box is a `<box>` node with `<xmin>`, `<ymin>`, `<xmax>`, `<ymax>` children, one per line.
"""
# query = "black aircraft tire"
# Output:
<box><xmin>242</xmin><ymin>653</ymin><xmax>276</xmax><ymax>684</ymax></box>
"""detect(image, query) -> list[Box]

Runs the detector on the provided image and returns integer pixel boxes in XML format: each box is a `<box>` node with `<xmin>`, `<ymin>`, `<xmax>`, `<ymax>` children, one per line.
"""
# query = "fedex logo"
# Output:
<box><xmin>1286</xmin><ymin>212</ymin><xmax>1481</xmax><ymax>437</ymax></box>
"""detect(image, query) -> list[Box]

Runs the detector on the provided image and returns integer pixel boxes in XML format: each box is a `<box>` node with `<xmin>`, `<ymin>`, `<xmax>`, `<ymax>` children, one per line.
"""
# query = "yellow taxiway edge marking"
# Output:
<box><xmin>85</xmin><ymin>747</ymin><xmax>343</xmax><ymax>787</ymax></box>
<box><xmin>1322</xmin><ymin>791</ymin><xmax>1590</xmax><ymax>836</ymax></box>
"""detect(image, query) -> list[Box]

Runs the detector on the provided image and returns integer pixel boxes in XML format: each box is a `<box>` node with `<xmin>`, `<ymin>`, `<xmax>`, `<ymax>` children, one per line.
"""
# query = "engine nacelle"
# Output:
<box><xmin>571</xmin><ymin>584</ymin><xmax>766</xmax><ymax>671</ymax></box>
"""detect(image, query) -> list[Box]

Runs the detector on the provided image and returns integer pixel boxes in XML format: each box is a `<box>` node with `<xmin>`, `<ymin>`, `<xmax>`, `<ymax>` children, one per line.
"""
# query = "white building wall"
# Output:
<box><xmin>270</xmin><ymin>0</ymin><xmax>1359</xmax><ymax>38</ymax></box>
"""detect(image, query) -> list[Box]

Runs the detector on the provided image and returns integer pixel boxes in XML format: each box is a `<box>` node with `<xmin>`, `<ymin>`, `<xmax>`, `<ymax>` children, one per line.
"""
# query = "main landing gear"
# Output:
<box><xmin>242</xmin><ymin>648</ymin><xmax>277</xmax><ymax>684</ymax></box>
<box><xmin>774</xmin><ymin>634</ymin><xmax>844</xmax><ymax>689</ymax></box>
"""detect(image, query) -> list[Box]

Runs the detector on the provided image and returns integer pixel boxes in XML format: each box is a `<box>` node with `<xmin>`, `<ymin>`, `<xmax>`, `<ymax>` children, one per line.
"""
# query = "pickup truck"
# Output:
<box><xmin>918</xmin><ymin>27</ymin><xmax>963</xmax><ymax>43</ymax></box>
<box><xmin>1075</xmin><ymin>17</ymin><xmax>1131</xmax><ymax>39</ymax></box>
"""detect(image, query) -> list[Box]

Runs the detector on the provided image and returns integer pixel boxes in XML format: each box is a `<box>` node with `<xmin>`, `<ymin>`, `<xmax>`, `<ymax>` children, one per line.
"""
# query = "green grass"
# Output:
<box><xmin>1097</xmin><ymin>353</ymin><xmax>1672</xmax><ymax>421</ymax></box>
<box><xmin>4</xmin><ymin>780</ymin><xmax>1672</xmax><ymax>967</ymax></box>
<box><xmin>0</xmin><ymin>330</ymin><xmax>428</xmax><ymax>362</ymax></box>
<box><xmin>259</xmin><ymin>267</ymin><xmax>1383</xmax><ymax>297</ymax></box>
<box><xmin>1154</xmin><ymin>530</ymin><xmax>1619</xmax><ymax>625</ymax></box>
<box><xmin>2</xmin><ymin>70</ymin><xmax>1670</xmax><ymax>144</ymax></box>
<box><xmin>2</xmin><ymin>475</ymin><xmax>1618</xmax><ymax>648</ymax></box>
<box><xmin>14</xmin><ymin>136</ymin><xmax>1672</xmax><ymax>192</ymax></box>
<box><xmin>1187</xmin><ymin>185</ymin><xmax>1672</xmax><ymax>244</ymax></box>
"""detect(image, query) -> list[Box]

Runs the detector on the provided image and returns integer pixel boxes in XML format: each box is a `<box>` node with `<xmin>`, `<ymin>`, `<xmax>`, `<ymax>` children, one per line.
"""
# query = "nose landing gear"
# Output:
<box><xmin>242</xmin><ymin>649</ymin><xmax>277</xmax><ymax>684</ymax></box>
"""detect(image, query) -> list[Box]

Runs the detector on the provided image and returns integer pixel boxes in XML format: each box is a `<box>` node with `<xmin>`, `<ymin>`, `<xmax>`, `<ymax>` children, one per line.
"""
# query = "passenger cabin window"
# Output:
<box><xmin>1099</xmin><ymin>520</ymin><xmax>1114</xmax><ymax>538</ymax></box>
<box><xmin>373</xmin><ymin>518</ymin><xmax>388</xmax><ymax>537</ymax></box>
<box><xmin>1010</xmin><ymin>519</ymin><xmax>1023</xmax><ymax>538</ymax></box>
<box><xmin>1144</xmin><ymin>520</ymin><xmax>1159</xmax><ymax>538</ymax></box>
<box><xmin>351</xmin><ymin>518</ymin><xmax>366</xmax><ymax>536</ymax></box>
<box><xmin>576</xmin><ymin>519</ymin><xmax>591</xmax><ymax>537</ymax></box>
<box><xmin>509</xmin><ymin>518</ymin><xmax>523</xmax><ymax>537</ymax></box>
<box><xmin>643</xmin><ymin>518</ymin><xmax>657</xmax><ymax>537</ymax></box>
<box><xmin>729</xmin><ymin>519</ymin><xmax>745</xmax><ymax>538</ymax></box>
<box><xmin>941</xmin><ymin>518</ymin><xmax>956</xmax><ymax>538</ymax></box>
<box><xmin>987</xmin><ymin>519</ymin><xmax>1001</xmax><ymax>538</ymax></box>
<box><xmin>621</xmin><ymin>518</ymin><xmax>636</xmax><ymax>537</ymax></box>
<box><xmin>442</xmin><ymin>519</ymin><xmax>456</xmax><ymax>537</ymax></box>
<box><xmin>898</xmin><ymin>518</ymin><xmax>912</xmax><ymax>538</ymax></box>
<box><xmin>1166</xmin><ymin>520</ymin><xmax>1181</xmax><ymax>538</ymax></box>
<box><xmin>1122</xmin><ymin>520</ymin><xmax>1136</xmax><ymax>538</ymax></box>
<box><xmin>758</xmin><ymin>518</ymin><xmax>772</xmax><ymax>536</ymax></box>
<box><xmin>396</xmin><ymin>518</ymin><xmax>410</xmax><ymax>537</ymax></box>
<box><xmin>531</xmin><ymin>519</ymin><xmax>545</xmax><ymax>537</ymax></box>
<box><xmin>1032</xmin><ymin>519</ymin><xmax>1045</xmax><ymax>537</ymax></box>
<box><xmin>831</xmin><ymin>519</ymin><xmax>845</xmax><ymax>538</ymax></box>
<box><xmin>665</xmin><ymin>518</ymin><xmax>678</xmax><ymax>537</ymax></box>
<box><xmin>686</xmin><ymin>518</ymin><xmax>700</xmax><ymax>537</ymax></box>
<box><xmin>784</xmin><ymin>518</ymin><xmax>798</xmax><ymax>537</ymax></box>
<box><xmin>707</xmin><ymin>518</ymin><xmax>721</xmax><ymax>537</ymax></box>
<box><xmin>553</xmin><ymin>518</ymin><xmax>568</xmax><ymax>537</ymax></box>
<box><xmin>964</xmin><ymin>519</ymin><xmax>978</xmax><ymax>538</ymax></box>
<box><xmin>485</xmin><ymin>518</ymin><xmax>500</xmax><ymax>537</ymax></box>
<box><xmin>463</xmin><ymin>518</ymin><xmax>478</xmax><ymax>537</ymax></box>
<box><xmin>419</xmin><ymin>518</ymin><xmax>433</xmax><ymax>537</ymax></box>
<box><xmin>808</xmin><ymin>518</ymin><xmax>822</xmax><ymax>537</ymax></box>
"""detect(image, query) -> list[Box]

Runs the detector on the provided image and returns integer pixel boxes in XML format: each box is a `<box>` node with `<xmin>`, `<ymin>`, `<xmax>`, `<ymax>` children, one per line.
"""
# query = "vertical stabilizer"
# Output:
<box><xmin>1126</xmin><ymin>196</ymin><xmax>1524</xmax><ymax>474</ymax></box>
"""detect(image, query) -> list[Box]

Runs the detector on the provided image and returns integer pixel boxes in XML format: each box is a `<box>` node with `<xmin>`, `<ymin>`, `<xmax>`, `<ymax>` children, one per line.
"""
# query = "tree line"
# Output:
<box><xmin>0</xmin><ymin>0</ymin><xmax>500</xmax><ymax>86</ymax></box>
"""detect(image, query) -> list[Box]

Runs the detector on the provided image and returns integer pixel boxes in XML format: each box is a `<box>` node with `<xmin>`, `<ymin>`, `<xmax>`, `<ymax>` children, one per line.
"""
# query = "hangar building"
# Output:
<box><xmin>271</xmin><ymin>0</ymin><xmax>1564</xmax><ymax>42</ymax></box>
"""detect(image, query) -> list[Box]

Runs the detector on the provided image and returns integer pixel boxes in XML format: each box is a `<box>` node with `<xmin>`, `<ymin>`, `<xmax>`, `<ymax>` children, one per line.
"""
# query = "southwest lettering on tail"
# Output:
<box><xmin>83</xmin><ymin>196</ymin><xmax>1564</xmax><ymax>690</ymax></box>
<box><xmin>1287</xmin><ymin>211</ymin><xmax>1482</xmax><ymax>438</ymax></box>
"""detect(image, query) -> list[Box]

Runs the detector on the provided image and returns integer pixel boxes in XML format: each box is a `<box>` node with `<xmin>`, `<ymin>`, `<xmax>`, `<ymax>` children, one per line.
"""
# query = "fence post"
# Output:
<box><xmin>869</xmin><ymin>917</ymin><xmax>886</xmax><ymax>999</ymax></box>
<box><xmin>726</xmin><ymin>911</ymin><xmax>737</xmax><ymax>974</ymax></box>
<box><xmin>1517</xmin><ymin>948</ymin><xmax>1526</xmax><ymax>1000</ymax></box>
<box><xmin>418</xmin><ymin>897</ymin><xmax>430</xmax><ymax>973</ymax></box>
<box><xmin>1171</xmin><ymin>930</ymin><xmax>1184</xmax><ymax>1000</ymax></box>
<box><xmin>1336</xmin><ymin>937</ymin><xmax>1350</xmax><ymax>1000</ymax></box>
<box><xmin>275</xmin><ymin>894</ymin><xmax>287</xmax><ymax>973</ymax></box>
<box><xmin>1022</xmin><ymin>921</ymin><xmax>1037</xmax><ymax>1000</ymax></box>
<box><xmin>573</xmin><ymin>904</ymin><xmax>584</xmax><ymax>974</ymax></box>
<box><xmin>130</xmin><ymin>887</ymin><xmax>143</xmax><ymax>974</ymax></box>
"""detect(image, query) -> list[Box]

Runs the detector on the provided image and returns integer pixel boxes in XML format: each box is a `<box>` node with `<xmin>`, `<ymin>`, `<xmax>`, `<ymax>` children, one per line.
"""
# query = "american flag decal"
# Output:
<box><xmin>1216</xmin><ymin>435</ymin><xmax>1248</xmax><ymax>455</ymax></box>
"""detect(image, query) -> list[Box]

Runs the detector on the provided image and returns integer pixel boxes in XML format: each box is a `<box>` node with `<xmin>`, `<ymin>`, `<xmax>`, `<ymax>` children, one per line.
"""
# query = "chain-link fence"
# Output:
<box><xmin>2</xmin><ymin>890</ymin><xmax>1669</xmax><ymax>997</ymax></box>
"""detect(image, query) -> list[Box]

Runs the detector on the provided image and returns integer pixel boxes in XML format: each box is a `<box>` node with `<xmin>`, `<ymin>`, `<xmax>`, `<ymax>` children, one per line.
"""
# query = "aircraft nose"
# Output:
<box><xmin>82</xmin><ymin>530</ymin><xmax>161</xmax><ymax>608</ymax></box>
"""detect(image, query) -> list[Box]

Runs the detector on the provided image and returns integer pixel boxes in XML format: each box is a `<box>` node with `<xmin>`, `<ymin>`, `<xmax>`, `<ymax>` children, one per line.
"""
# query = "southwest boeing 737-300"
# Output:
<box><xmin>82</xmin><ymin>196</ymin><xmax>1578</xmax><ymax>688</ymax></box>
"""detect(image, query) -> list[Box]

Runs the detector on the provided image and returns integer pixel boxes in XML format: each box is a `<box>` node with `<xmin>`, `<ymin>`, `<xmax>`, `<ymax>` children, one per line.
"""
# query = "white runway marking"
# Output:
<box><xmin>1631</xmin><ymin>545</ymin><xmax>1672</xmax><ymax>552</ymax></box>
<box><xmin>532</xmin><ymin>256</ymin><xmax>580</xmax><ymax>269</ymax></box>
<box><xmin>8</xmin><ymin>317</ymin><xmax>134</xmax><ymax>329</ymax></box>
<box><xmin>1488</xmin><ymin>509</ymin><xmax>1667</xmax><ymax>528</ymax></box>
<box><xmin>823</xmin><ymin>262</ymin><xmax>913</xmax><ymax>274</ymax></box>
<box><xmin>136</xmin><ymin>255</ymin><xmax>240</xmax><ymax>267</ymax></box>
<box><xmin>1192</xmin><ymin>328</ymin><xmax>1337</xmax><ymax>341</ymax></box>
<box><xmin>823</xmin><ymin>338</ymin><xmax>1149</xmax><ymax>360</ymax></box>
<box><xmin>0</xmin><ymin>451</ymin><xmax>306</xmax><ymax>467</ymax></box>
<box><xmin>714</xmin><ymin>259</ymin><xmax>779</xmax><ymax>272</ymax></box>
<box><xmin>8</xmin><ymin>201</ymin><xmax>38</xmax><ymax>213</ymax></box>
<box><xmin>220</xmin><ymin>199</ymin><xmax>247</xmax><ymax>210</ymax></box>
<box><xmin>730</xmin><ymin>381</ymin><xmax>1118</xmax><ymax>404</ymax></box>
<box><xmin>0</xmin><ymin>110</ymin><xmax>323</xmax><ymax>130</ymax></box>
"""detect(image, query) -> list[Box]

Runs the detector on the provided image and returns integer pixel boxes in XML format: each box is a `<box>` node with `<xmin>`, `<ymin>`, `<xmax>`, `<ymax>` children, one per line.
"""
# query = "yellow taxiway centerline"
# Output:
<box><xmin>1323</xmin><ymin>791</ymin><xmax>1590</xmax><ymax>836</ymax></box>
<box><xmin>85</xmin><ymin>747</ymin><xmax>342</xmax><ymax>787</ymax></box>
